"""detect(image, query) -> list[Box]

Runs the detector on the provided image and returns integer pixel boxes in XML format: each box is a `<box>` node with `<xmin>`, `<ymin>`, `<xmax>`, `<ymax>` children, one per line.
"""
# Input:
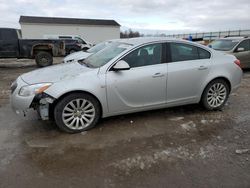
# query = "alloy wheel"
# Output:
<box><xmin>207</xmin><ymin>83</ymin><xmax>227</xmax><ymax>108</ymax></box>
<box><xmin>62</xmin><ymin>99</ymin><xmax>95</xmax><ymax>130</ymax></box>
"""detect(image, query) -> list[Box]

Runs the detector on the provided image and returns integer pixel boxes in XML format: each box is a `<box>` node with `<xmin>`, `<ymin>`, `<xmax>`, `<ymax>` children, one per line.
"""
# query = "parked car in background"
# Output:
<box><xmin>209</xmin><ymin>37</ymin><xmax>250</xmax><ymax>68</ymax></box>
<box><xmin>44</xmin><ymin>34</ymin><xmax>93</xmax><ymax>51</ymax></box>
<box><xmin>63</xmin><ymin>39</ymin><xmax>82</xmax><ymax>55</ymax></box>
<box><xmin>63</xmin><ymin>40</ymin><xmax>114</xmax><ymax>63</ymax></box>
<box><xmin>0</xmin><ymin>28</ymin><xmax>65</xmax><ymax>67</ymax></box>
<box><xmin>11</xmin><ymin>37</ymin><xmax>242</xmax><ymax>133</ymax></box>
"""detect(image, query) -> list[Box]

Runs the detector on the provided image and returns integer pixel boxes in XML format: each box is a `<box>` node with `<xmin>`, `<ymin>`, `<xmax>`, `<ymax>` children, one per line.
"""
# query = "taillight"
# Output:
<box><xmin>234</xmin><ymin>59</ymin><xmax>241</xmax><ymax>68</ymax></box>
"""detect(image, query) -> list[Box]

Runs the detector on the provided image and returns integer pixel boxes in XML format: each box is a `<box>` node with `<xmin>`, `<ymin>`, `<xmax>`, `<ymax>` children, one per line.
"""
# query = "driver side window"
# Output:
<box><xmin>122</xmin><ymin>43</ymin><xmax>162</xmax><ymax>68</ymax></box>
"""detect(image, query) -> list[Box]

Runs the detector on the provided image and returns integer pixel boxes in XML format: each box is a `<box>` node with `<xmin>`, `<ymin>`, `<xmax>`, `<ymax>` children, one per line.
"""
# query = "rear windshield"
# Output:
<box><xmin>209</xmin><ymin>39</ymin><xmax>239</xmax><ymax>51</ymax></box>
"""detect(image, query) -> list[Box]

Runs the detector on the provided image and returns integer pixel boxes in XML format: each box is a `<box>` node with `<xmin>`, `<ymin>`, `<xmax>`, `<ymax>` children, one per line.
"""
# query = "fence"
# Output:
<box><xmin>166</xmin><ymin>29</ymin><xmax>250</xmax><ymax>41</ymax></box>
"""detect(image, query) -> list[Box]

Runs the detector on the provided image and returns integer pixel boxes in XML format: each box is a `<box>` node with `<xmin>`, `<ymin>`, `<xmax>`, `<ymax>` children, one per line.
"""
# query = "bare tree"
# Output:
<box><xmin>120</xmin><ymin>29</ymin><xmax>143</xmax><ymax>38</ymax></box>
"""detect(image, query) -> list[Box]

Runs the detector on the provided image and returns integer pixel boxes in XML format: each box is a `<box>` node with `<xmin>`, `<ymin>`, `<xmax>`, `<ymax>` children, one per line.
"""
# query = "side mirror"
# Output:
<box><xmin>237</xmin><ymin>47</ymin><xmax>245</xmax><ymax>52</ymax></box>
<box><xmin>112</xmin><ymin>60</ymin><xmax>130</xmax><ymax>71</ymax></box>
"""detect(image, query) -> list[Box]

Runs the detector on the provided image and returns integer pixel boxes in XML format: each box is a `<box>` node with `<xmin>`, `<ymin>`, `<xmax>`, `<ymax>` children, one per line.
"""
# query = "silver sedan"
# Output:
<box><xmin>11</xmin><ymin>37</ymin><xmax>242</xmax><ymax>133</ymax></box>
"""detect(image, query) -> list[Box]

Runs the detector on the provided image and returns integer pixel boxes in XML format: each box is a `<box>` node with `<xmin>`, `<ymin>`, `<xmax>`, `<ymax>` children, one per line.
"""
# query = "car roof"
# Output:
<box><xmin>118</xmin><ymin>37</ymin><xmax>183</xmax><ymax>45</ymax></box>
<box><xmin>114</xmin><ymin>37</ymin><xmax>211</xmax><ymax>52</ymax></box>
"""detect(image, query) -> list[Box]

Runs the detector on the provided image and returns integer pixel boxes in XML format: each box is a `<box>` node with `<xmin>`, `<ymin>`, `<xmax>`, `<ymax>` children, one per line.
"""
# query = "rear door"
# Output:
<box><xmin>0</xmin><ymin>28</ymin><xmax>19</xmax><ymax>57</ymax></box>
<box><xmin>233</xmin><ymin>39</ymin><xmax>250</xmax><ymax>68</ymax></box>
<box><xmin>166</xmin><ymin>42</ymin><xmax>211</xmax><ymax>104</ymax></box>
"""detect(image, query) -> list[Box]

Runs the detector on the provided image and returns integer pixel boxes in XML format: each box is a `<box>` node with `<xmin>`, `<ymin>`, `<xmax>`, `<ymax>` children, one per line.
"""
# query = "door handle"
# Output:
<box><xmin>198</xmin><ymin>66</ymin><xmax>208</xmax><ymax>70</ymax></box>
<box><xmin>152</xmin><ymin>72</ymin><xmax>164</xmax><ymax>78</ymax></box>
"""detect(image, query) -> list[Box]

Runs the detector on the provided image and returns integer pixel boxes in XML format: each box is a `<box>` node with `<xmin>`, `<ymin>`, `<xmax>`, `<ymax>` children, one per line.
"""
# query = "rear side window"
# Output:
<box><xmin>170</xmin><ymin>43</ymin><xmax>211</xmax><ymax>62</ymax></box>
<box><xmin>198</xmin><ymin>48</ymin><xmax>211</xmax><ymax>59</ymax></box>
<box><xmin>170</xmin><ymin>43</ymin><xmax>199</xmax><ymax>62</ymax></box>
<box><xmin>236</xmin><ymin>40</ymin><xmax>250</xmax><ymax>51</ymax></box>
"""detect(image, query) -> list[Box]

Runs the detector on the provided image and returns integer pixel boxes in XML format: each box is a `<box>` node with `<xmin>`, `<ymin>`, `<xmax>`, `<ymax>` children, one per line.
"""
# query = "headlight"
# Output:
<box><xmin>19</xmin><ymin>83</ymin><xmax>52</xmax><ymax>97</ymax></box>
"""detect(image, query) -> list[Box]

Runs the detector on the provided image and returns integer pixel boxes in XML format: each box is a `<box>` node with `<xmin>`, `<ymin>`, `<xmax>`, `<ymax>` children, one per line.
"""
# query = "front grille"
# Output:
<box><xmin>10</xmin><ymin>81</ymin><xmax>17</xmax><ymax>94</ymax></box>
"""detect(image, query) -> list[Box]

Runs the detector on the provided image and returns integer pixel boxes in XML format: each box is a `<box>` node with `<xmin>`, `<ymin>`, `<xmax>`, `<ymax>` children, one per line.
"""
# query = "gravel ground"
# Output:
<box><xmin>0</xmin><ymin>59</ymin><xmax>249</xmax><ymax>188</ymax></box>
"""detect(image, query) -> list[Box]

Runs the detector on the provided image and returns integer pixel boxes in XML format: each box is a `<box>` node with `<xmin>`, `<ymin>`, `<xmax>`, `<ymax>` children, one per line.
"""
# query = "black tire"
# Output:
<box><xmin>54</xmin><ymin>93</ymin><xmax>101</xmax><ymax>133</ymax></box>
<box><xmin>35</xmin><ymin>51</ymin><xmax>53</xmax><ymax>67</ymax></box>
<box><xmin>201</xmin><ymin>79</ymin><xmax>230</xmax><ymax>110</ymax></box>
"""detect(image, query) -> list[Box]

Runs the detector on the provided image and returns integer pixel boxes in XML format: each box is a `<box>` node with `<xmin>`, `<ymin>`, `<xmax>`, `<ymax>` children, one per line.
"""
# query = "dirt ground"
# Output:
<box><xmin>0</xmin><ymin>59</ymin><xmax>249</xmax><ymax>188</ymax></box>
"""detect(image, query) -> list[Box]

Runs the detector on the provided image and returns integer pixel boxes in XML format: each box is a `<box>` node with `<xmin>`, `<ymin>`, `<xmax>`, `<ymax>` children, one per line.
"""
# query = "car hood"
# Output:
<box><xmin>64</xmin><ymin>51</ymin><xmax>93</xmax><ymax>62</ymax></box>
<box><xmin>21</xmin><ymin>62</ymin><xmax>94</xmax><ymax>84</ymax></box>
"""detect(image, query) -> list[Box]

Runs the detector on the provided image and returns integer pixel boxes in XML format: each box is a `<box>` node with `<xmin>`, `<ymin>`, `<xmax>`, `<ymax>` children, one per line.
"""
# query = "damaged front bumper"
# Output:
<box><xmin>10</xmin><ymin>77</ymin><xmax>55</xmax><ymax>120</ymax></box>
<box><xmin>31</xmin><ymin>93</ymin><xmax>55</xmax><ymax>120</ymax></box>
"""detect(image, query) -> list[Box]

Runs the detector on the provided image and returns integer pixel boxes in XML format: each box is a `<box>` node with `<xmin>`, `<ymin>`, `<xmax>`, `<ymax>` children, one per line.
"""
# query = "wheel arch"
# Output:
<box><xmin>208</xmin><ymin>77</ymin><xmax>231</xmax><ymax>92</ymax></box>
<box><xmin>49</xmin><ymin>90</ymin><xmax>103</xmax><ymax>120</ymax></box>
<box><xmin>32</xmin><ymin>44</ymin><xmax>53</xmax><ymax>57</ymax></box>
<box><xmin>200</xmin><ymin>76</ymin><xmax>232</xmax><ymax>102</ymax></box>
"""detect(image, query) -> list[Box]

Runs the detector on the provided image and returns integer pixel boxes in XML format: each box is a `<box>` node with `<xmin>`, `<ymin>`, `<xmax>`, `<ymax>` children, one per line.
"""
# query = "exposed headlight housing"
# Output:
<box><xmin>19</xmin><ymin>83</ymin><xmax>52</xmax><ymax>97</ymax></box>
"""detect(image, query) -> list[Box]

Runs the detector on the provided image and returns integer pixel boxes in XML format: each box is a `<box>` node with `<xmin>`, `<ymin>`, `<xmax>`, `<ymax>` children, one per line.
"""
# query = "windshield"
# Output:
<box><xmin>87</xmin><ymin>42</ymin><xmax>110</xmax><ymax>53</ymax></box>
<box><xmin>83</xmin><ymin>42</ymin><xmax>132</xmax><ymax>68</ymax></box>
<box><xmin>209</xmin><ymin>39</ymin><xmax>239</xmax><ymax>51</ymax></box>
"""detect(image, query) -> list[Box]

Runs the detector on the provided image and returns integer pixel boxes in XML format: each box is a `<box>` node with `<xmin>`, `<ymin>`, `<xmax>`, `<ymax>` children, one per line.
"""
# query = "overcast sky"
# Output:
<box><xmin>0</xmin><ymin>0</ymin><xmax>249</xmax><ymax>34</ymax></box>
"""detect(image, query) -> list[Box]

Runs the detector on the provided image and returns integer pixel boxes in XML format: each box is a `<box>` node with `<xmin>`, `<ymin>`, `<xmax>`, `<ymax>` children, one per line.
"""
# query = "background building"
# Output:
<box><xmin>19</xmin><ymin>16</ymin><xmax>120</xmax><ymax>44</ymax></box>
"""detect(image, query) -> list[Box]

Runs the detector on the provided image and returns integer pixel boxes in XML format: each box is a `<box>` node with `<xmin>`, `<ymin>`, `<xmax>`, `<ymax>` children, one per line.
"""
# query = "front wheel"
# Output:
<box><xmin>201</xmin><ymin>79</ymin><xmax>230</xmax><ymax>110</ymax></box>
<box><xmin>54</xmin><ymin>93</ymin><xmax>101</xmax><ymax>133</ymax></box>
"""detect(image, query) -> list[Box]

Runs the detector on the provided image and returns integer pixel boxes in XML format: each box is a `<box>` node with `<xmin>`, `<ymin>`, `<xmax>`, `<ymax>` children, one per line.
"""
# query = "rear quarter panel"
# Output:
<box><xmin>200</xmin><ymin>51</ymin><xmax>242</xmax><ymax>98</ymax></box>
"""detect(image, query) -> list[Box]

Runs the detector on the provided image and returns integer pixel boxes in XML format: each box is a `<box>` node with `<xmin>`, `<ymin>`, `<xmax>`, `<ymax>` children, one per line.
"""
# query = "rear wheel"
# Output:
<box><xmin>54</xmin><ymin>93</ymin><xmax>101</xmax><ymax>133</ymax></box>
<box><xmin>201</xmin><ymin>79</ymin><xmax>229</xmax><ymax>110</ymax></box>
<box><xmin>35</xmin><ymin>51</ymin><xmax>53</xmax><ymax>67</ymax></box>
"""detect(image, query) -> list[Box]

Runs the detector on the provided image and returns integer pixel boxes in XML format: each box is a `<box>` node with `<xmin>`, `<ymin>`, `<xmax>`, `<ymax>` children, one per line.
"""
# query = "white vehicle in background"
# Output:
<box><xmin>43</xmin><ymin>34</ymin><xmax>93</xmax><ymax>50</ymax></box>
<box><xmin>63</xmin><ymin>40</ymin><xmax>114</xmax><ymax>63</ymax></box>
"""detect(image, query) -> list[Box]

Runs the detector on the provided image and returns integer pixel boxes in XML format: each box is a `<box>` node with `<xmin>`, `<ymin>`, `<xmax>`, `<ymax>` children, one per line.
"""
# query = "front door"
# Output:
<box><xmin>106</xmin><ymin>43</ymin><xmax>168</xmax><ymax>114</ymax></box>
